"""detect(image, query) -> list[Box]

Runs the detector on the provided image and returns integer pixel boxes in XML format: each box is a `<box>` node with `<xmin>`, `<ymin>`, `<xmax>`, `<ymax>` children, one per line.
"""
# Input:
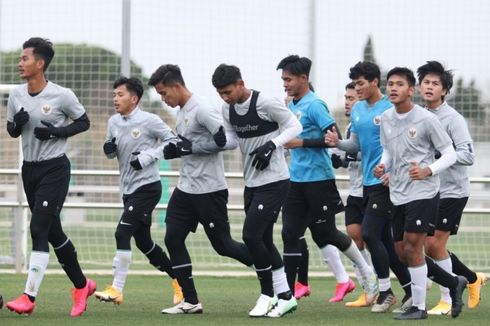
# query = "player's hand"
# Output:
<box><xmin>176</xmin><ymin>134</ymin><xmax>193</xmax><ymax>156</ymax></box>
<box><xmin>324</xmin><ymin>126</ymin><xmax>339</xmax><ymax>147</ymax></box>
<box><xmin>249</xmin><ymin>140</ymin><xmax>276</xmax><ymax>170</ymax></box>
<box><xmin>408</xmin><ymin>161</ymin><xmax>432</xmax><ymax>180</ymax></box>
<box><xmin>13</xmin><ymin>107</ymin><xmax>29</xmax><ymax>128</ymax></box>
<box><xmin>434</xmin><ymin>149</ymin><xmax>441</xmax><ymax>159</ymax></box>
<box><xmin>283</xmin><ymin>138</ymin><xmax>303</xmax><ymax>149</ymax></box>
<box><xmin>163</xmin><ymin>142</ymin><xmax>180</xmax><ymax>160</ymax></box>
<box><xmin>213</xmin><ymin>126</ymin><xmax>227</xmax><ymax>147</ymax></box>
<box><xmin>130</xmin><ymin>151</ymin><xmax>143</xmax><ymax>170</ymax></box>
<box><xmin>103</xmin><ymin>137</ymin><xmax>117</xmax><ymax>155</ymax></box>
<box><xmin>34</xmin><ymin>120</ymin><xmax>58</xmax><ymax>140</ymax></box>
<box><xmin>331</xmin><ymin>153</ymin><xmax>343</xmax><ymax>169</ymax></box>
<box><xmin>373</xmin><ymin>163</ymin><xmax>385</xmax><ymax>178</ymax></box>
<box><xmin>380</xmin><ymin>173</ymin><xmax>390</xmax><ymax>187</ymax></box>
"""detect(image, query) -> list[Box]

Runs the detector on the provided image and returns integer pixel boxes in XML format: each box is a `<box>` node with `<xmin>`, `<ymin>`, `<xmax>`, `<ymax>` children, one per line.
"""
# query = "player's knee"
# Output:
<box><xmin>134</xmin><ymin>237</ymin><xmax>153</xmax><ymax>254</ymax></box>
<box><xmin>281</xmin><ymin>228</ymin><xmax>300</xmax><ymax>249</ymax></box>
<box><xmin>114</xmin><ymin>227</ymin><xmax>132</xmax><ymax>249</ymax></box>
<box><xmin>242</xmin><ymin>231</ymin><xmax>260</xmax><ymax>248</ymax></box>
<box><xmin>30</xmin><ymin>215</ymin><xmax>50</xmax><ymax>245</ymax></box>
<box><xmin>164</xmin><ymin>230</ymin><xmax>182</xmax><ymax>251</ymax></box>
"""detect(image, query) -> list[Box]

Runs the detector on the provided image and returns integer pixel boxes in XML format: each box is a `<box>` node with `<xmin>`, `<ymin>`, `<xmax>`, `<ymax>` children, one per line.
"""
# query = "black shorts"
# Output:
<box><xmin>22</xmin><ymin>155</ymin><xmax>70</xmax><ymax>216</ymax></box>
<box><xmin>435</xmin><ymin>197</ymin><xmax>468</xmax><ymax>235</ymax></box>
<box><xmin>345</xmin><ymin>195</ymin><xmax>364</xmax><ymax>226</ymax></box>
<box><xmin>283</xmin><ymin>179</ymin><xmax>344</xmax><ymax>224</ymax></box>
<box><xmin>121</xmin><ymin>181</ymin><xmax>162</xmax><ymax>226</ymax></box>
<box><xmin>363</xmin><ymin>184</ymin><xmax>393</xmax><ymax>219</ymax></box>
<box><xmin>166</xmin><ymin>187</ymin><xmax>229</xmax><ymax>233</ymax></box>
<box><xmin>244</xmin><ymin>179</ymin><xmax>290</xmax><ymax>223</ymax></box>
<box><xmin>392</xmin><ymin>194</ymin><xmax>439</xmax><ymax>242</ymax></box>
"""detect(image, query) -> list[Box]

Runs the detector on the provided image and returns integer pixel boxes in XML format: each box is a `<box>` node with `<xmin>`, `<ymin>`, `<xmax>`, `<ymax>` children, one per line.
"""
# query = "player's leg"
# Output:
<box><xmin>294</xmin><ymin>236</ymin><xmax>311</xmax><ymax>299</ymax></box>
<box><xmin>281</xmin><ymin>182</ymin><xmax>311</xmax><ymax>295</ymax></box>
<box><xmin>361</xmin><ymin>185</ymin><xmax>395</xmax><ymax>311</ymax></box>
<box><xmin>345</xmin><ymin>196</ymin><xmax>374</xmax><ymax>307</ymax></box>
<box><xmin>161</xmin><ymin>189</ymin><xmax>202</xmax><ymax>314</ymax></box>
<box><xmin>198</xmin><ymin>189</ymin><xmax>253</xmax><ymax>267</ymax></box>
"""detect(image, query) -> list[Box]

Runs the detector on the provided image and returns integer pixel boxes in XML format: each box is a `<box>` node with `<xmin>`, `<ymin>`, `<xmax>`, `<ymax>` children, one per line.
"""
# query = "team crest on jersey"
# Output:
<box><xmin>41</xmin><ymin>104</ymin><xmax>52</xmax><ymax>115</ymax></box>
<box><xmin>373</xmin><ymin>115</ymin><xmax>381</xmax><ymax>125</ymax></box>
<box><xmin>408</xmin><ymin>128</ymin><xmax>417</xmax><ymax>139</ymax></box>
<box><xmin>131</xmin><ymin>128</ymin><xmax>141</xmax><ymax>139</ymax></box>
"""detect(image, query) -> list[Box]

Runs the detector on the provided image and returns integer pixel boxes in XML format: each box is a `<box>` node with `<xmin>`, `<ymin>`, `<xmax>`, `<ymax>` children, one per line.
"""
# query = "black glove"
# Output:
<box><xmin>163</xmin><ymin>143</ymin><xmax>180</xmax><ymax>160</ymax></box>
<box><xmin>103</xmin><ymin>137</ymin><xmax>117</xmax><ymax>155</ymax></box>
<box><xmin>249</xmin><ymin>140</ymin><xmax>276</xmax><ymax>170</ymax></box>
<box><xmin>13</xmin><ymin>107</ymin><xmax>29</xmax><ymax>128</ymax></box>
<box><xmin>434</xmin><ymin>149</ymin><xmax>441</xmax><ymax>159</ymax></box>
<box><xmin>130</xmin><ymin>151</ymin><xmax>142</xmax><ymax>170</ymax></box>
<box><xmin>213</xmin><ymin>126</ymin><xmax>227</xmax><ymax>147</ymax></box>
<box><xmin>331</xmin><ymin>153</ymin><xmax>343</xmax><ymax>169</ymax></box>
<box><xmin>176</xmin><ymin>134</ymin><xmax>192</xmax><ymax>156</ymax></box>
<box><xmin>34</xmin><ymin>120</ymin><xmax>59</xmax><ymax>140</ymax></box>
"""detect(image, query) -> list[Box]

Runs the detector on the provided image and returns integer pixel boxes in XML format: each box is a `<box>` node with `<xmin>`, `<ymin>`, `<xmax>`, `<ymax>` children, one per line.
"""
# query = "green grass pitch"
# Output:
<box><xmin>0</xmin><ymin>274</ymin><xmax>489</xmax><ymax>325</ymax></box>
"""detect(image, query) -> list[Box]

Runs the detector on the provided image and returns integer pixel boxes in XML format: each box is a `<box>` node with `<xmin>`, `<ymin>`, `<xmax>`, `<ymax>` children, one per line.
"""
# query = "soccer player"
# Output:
<box><xmin>94</xmin><ymin>76</ymin><xmax>182</xmax><ymax>306</ymax></box>
<box><xmin>5</xmin><ymin>37</ymin><xmax>95</xmax><ymax>317</ymax></box>
<box><xmin>149</xmin><ymin>64</ymin><xmax>254</xmax><ymax>315</ymax></box>
<box><xmin>375</xmin><ymin>67</ymin><xmax>467</xmax><ymax>320</ymax></box>
<box><xmin>325</xmin><ymin>61</ymin><xmax>412</xmax><ymax>312</ymax></box>
<box><xmin>330</xmin><ymin>82</ymin><xmax>375</xmax><ymax>306</ymax></box>
<box><xmin>417</xmin><ymin>61</ymin><xmax>486</xmax><ymax>315</ymax></box>
<box><xmin>212</xmin><ymin>63</ymin><xmax>301</xmax><ymax>317</ymax></box>
<box><xmin>287</xmin><ymin>83</ymin><xmax>352</xmax><ymax>303</ymax></box>
<box><xmin>276</xmin><ymin>55</ymin><xmax>377</xmax><ymax>306</ymax></box>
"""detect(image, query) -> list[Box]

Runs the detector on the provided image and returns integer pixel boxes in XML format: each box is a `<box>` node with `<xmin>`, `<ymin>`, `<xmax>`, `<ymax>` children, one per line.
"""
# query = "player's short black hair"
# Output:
<box><xmin>276</xmin><ymin>55</ymin><xmax>312</xmax><ymax>78</ymax></box>
<box><xmin>148</xmin><ymin>64</ymin><xmax>186</xmax><ymax>87</ymax></box>
<box><xmin>212</xmin><ymin>64</ymin><xmax>242</xmax><ymax>89</ymax></box>
<box><xmin>345</xmin><ymin>82</ymin><xmax>355</xmax><ymax>90</ymax></box>
<box><xmin>22</xmin><ymin>37</ymin><xmax>54</xmax><ymax>71</ymax></box>
<box><xmin>349</xmin><ymin>61</ymin><xmax>380</xmax><ymax>85</ymax></box>
<box><xmin>387</xmin><ymin>67</ymin><xmax>416</xmax><ymax>87</ymax></box>
<box><xmin>113</xmin><ymin>76</ymin><xmax>144</xmax><ymax>103</ymax></box>
<box><xmin>417</xmin><ymin>61</ymin><xmax>453</xmax><ymax>99</ymax></box>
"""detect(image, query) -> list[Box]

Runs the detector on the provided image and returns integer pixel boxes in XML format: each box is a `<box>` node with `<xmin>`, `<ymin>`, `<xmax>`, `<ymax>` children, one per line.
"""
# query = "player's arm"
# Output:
<box><xmin>135</xmin><ymin>116</ymin><xmax>179</xmax><ymax>168</ymax></box>
<box><xmin>6</xmin><ymin>95</ymin><xmax>28</xmax><ymax>138</ymax></box>
<box><xmin>428</xmin><ymin>145</ymin><xmax>457</xmax><ymax>176</ymax></box>
<box><xmin>187</xmin><ymin>106</ymin><xmax>228</xmax><ymax>154</ymax></box>
<box><xmin>450</xmin><ymin>116</ymin><xmax>475</xmax><ymax>166</ymax></box>
<box><xmin>103</xmin><ymin>119</ymin><xmax>117</xmax><ymax>159</ymax></box>
<box><xmin>35</xmin><ymin>113</ymin><xmax>90</xmax><ymax>139</ymax></box>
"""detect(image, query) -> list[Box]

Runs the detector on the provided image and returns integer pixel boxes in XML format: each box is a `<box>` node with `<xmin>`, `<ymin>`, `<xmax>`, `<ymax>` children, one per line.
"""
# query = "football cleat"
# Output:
<box><xmin>468</xmin><ymin>272</ymin><xmax>487</xmax><ymax>309</ymax></box>
<box><xmin>266</xmin><ymin>296</ymin><xmax>297</xmax><ymax>318</ymax></box>
<box><xmin>427</xmin><ymin>300</ymin><xmax>451</xmax><ymax>315</ymax></box>
<box><xmin>6</xmin><ymin>294</ymin><xmax>36</xmax><ymax>315</ymax></box>
<box><xmin>394</xmin><ymin>306</ymin><xmax>428</xmax><ymax>320</ymax></box>
<box><xmin>94</xmin><ymin>285</ymin><xmax>123</xmax><ymax>305</ymax></box>
<box><xmin>392</xmin><ymin>295</ymin><xmax>412</xmax><ymax>313</ymax></box>
<box><xmin>70</xmin><ymin>278</ymin><xmax>96</xmax><ymax>317</ymax></box>
<box><xmin>249</xmin><ymin>294</ymin><xmax>274</xmax><ymax>317</ymax></box>
<box><xmin>161</xmin><ymin>300</ymin><xmax>203</xmax><ymax>314</ymax></box>
<box><xmin>371</xmin><ymin>289</ymin><xmax>396</xmax><ymax>313</ymax></box>
<box><xmin>450</xmin><ymin>275</ymin><xmax>467</xmax><ymax>318</ymax></box>
<box><xmin>329</xmin><ymin>279</ymin><xmax>356</xmax><ymax>303</ymax></box>
<box><xmin>345</xmin><ymin>293</ymin><xmax>371</xmax><ymax>307</ymax></box>
<box><xmin>172</xmin><ymin>279</ymin><xmax>184</xmax><ymax>305</ymax></box>
<box><xmin>294</xmin><ymin>282</ymin><xmax>311</xmax><ymax>300</ymax></box>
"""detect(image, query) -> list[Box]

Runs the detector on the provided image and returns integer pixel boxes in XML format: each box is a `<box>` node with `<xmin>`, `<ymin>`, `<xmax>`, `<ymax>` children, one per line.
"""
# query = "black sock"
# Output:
<box><xmin>173</xmin><ymin>264</ymin><xmax>198</xmax><ymax>304</ymax></box>
<box><xmin>449</xmin><ymin>251</ymin><xmax>477</xmax><ymax>283</ymax></box>
<box><xmin>25</xmin><ymin>293</ymin><xmax>36</xmax><ymax>303</ymax></box>
<box><xmin>426</xmin><ymin>256</ymin><xmax>457</xmax><ymax>289</ymax></box>
<box><xmin>283</xmin><ymin>255</ymin><xmax>301</xmax><ymax>295</ymax></box>
<box><xmin>145</xmin><ymin>244</ymin><xmax>175</xmax><ymax>279</ymax></box>
<box><xmin>54</xmin><ymin>239</ymin><xmax>86</xmax><ymax>289</ymax></box>
<box><xmin>401</xmin><ymin>282</ymin><xmax>412</xmax><ymax>297</ymax></box>
<box><xmin>278</xmin><ymin>290</ymin><xmax>292</xmax><ymax>300</ymax></box>
<box><xmin>256</xmin><ymin>268</ymin><xmax>274</xmax><ymax>297</ymax></box>
<box><xmin>297</xmin><ymin>238</ymin><xmax>309</xmax><ymax>285</ymax></box>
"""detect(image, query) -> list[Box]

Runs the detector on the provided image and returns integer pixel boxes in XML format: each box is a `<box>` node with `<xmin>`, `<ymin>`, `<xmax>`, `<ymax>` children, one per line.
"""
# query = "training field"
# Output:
<box><xmin>1</xmin><ymin>274</ymin><xmax>488</xmax><ymax>326</ymax></box>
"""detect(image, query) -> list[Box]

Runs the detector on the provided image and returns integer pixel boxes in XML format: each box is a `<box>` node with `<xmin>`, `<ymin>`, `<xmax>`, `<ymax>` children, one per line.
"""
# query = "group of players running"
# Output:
<box><xmin>1</xmin><ymin>37</ymin><xmax>485</xmax><ymax>320</ymax></box>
